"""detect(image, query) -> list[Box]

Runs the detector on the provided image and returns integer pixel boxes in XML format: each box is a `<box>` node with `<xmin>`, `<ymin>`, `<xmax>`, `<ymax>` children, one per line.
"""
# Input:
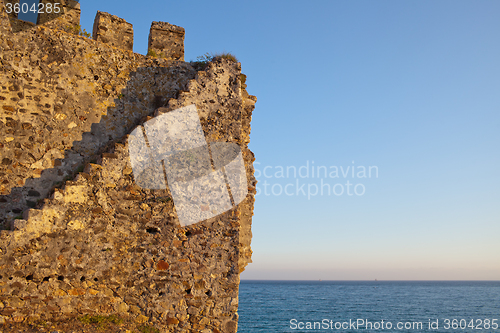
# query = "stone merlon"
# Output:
<box><xmin>93</xmin><ymin>10</ymin><xmax>134</xmax><ymax>51</ymax></box>
<box><xmin>0</xmin><ymin>0</ymin><xmax>257</xmax><ymax>331</ymax></box>
<box><xmin>148</xmin><ymin>21</ymin><xmax>185</xmax><ymax>61</ymax></box>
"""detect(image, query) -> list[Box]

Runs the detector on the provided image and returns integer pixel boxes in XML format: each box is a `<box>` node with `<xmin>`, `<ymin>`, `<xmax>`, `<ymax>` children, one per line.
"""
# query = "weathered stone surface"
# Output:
<box><xmin>9</xmin><ymin>16</ymin><xmax>35</xmax><ymax>33</ymax></box>
<box><xmin>4</xmin><ymin>0</ymin><xmax>80</xmax><ymax>33</ymax></box>
<box><xmin>0</xmin><ymin>6</ymin><xmax>197</xmax><ymax>227</ymax></box>
<box><xmin>93</xmin><ymin>11</ymin><xmax>134</xmax><ymax>51</ymax></box>
<box><xmin>148</xmin><ymin>21</ymin><xmax>185</xmax><ymax>61</ymax></box>
<box><xmin>0</xmin><ymin>1</ymin><xmax>12</xmax><ymax>37</ymax></box>
<box><xmin>37</xmin><ymin>0</ymin><xmax>81</xmax><ymax>33</ymax></box>
<box><xmin>0</xmin><ymin>0</ymin><xmax>257</xmax><ymax>331</ymax></box>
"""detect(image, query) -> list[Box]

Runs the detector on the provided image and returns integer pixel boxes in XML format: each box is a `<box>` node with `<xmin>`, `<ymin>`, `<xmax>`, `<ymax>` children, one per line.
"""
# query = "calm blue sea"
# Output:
<box><xmin>238</xmin><ymin>280</ymin><xmax>500</xmax><ymax>332</ymax></box>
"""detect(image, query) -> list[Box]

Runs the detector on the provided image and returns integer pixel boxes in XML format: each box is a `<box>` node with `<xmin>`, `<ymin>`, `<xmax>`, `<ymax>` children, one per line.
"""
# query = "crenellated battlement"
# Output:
<box><xmin>3</xmin><ymin>0</ymin><xmax>185</xmax><ymax>58</ymax></box>
<box><xmin>0</xmin><ymin>0</ymin><xmax>255</xmax><ymax>331</ymax></box>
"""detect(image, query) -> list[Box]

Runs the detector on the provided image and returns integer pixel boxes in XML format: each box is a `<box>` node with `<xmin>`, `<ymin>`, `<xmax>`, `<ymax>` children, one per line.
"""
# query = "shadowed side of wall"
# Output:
<box><xmin>0</xmin><ymin>1</ymin><xmax>195</xmax><ymax>228</ymax></box>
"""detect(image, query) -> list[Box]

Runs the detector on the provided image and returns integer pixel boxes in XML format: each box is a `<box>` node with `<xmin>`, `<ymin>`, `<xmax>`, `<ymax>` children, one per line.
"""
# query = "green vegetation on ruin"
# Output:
<box><xmin>190</xmin><ymin>52</ymin><xmax>238</xmax><ymax>70</ymax></box>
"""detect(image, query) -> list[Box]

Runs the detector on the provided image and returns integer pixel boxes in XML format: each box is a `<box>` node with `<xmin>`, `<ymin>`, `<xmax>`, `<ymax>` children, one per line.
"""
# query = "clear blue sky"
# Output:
<box><xmin>74</xmin><ymin>0</ymin><xmax>500</xmax><ymax>280</ymax></box>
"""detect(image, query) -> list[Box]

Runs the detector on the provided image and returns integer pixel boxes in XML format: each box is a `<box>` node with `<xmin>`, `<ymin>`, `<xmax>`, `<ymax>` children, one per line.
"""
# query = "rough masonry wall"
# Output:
<box><xmin>0</xmin><ymin>1</ymin><xmax>256</xmax><ymax>332</ymax></box>
<box><xmin>93</xmin><ymin>11</ymin><xmax>134</xmax><ymax>52</ymax></box>
<box><xmin>0</xmin><ymin>6</ymin><xmax>196</xmax><ymax>229</ymax></box>
<box><xmin>36</xmin><ymin>0</ymin><xmax>81</xmax><ymax>33</ymax></box>
<box><xmin>4</xmin><ymin>0</ymin><xmax>80</xmax><ymax>33</ymax></box>
<box><xmin>148</xmin><ymin>21</ymin><xmax>185</xmax><ymax>61</ymax></box>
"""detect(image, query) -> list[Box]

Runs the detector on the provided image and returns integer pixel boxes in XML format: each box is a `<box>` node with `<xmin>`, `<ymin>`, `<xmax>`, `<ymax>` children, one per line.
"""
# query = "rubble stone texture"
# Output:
<box><xmin>4</xmin><ymin>0</ymin><xmax>80</xmax><ymax>33</ymax></box>
<box><xmin>0</xmin><ymin>1</ymin><xmax>257</xmax><ymax>332</ymax></box>
<box><xmin>93</xmin><ymin>11</ymin><xmax>134</xmax><ymax>52</ymax></box>
<box><xmin>148</xmin><ymin>21</ymin><xmax>185</xmax><ymax>61</ymax></box>
<box><xmin>37</xmin><ymin>0</ymin><xmax>81</xmax><ymax>33</ymax></box>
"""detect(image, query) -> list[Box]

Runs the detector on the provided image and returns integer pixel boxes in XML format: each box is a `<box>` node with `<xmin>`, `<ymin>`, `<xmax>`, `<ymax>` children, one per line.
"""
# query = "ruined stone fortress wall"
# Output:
<box><xmin>0</xmin><ymin>0</ymin><xmax>257</xmax><ymax>331</ymax></box>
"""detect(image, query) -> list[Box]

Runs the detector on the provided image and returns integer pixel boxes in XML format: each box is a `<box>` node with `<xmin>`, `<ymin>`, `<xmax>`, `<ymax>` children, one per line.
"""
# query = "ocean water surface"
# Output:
<box><xmin>238</xmin><ymin>280</ymin><xmax>500</xmax><ymax>332</ymax></box>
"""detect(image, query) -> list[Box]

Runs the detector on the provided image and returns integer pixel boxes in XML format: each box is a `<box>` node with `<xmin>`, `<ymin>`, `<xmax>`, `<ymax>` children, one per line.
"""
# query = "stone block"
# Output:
<box><xmin>93</xmin><ymin>11</ymin><xmax>133</xmax><ymax>51</ymax></box>
<box><xmin>148</xmin><ymin>21</ymin><xmax>184</xmax><ymax>61</ymax></box>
